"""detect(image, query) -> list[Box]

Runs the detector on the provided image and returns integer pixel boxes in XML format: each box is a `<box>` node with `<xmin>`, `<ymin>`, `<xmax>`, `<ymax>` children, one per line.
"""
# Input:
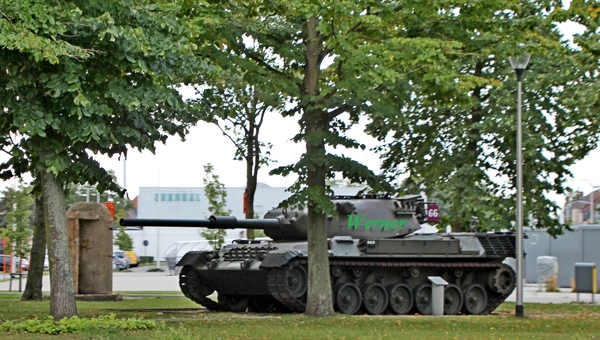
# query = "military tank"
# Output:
<box><xmin>120</xmin><ymin>194</ymin><xmax>516</xmax><ymax>315</ymax></box>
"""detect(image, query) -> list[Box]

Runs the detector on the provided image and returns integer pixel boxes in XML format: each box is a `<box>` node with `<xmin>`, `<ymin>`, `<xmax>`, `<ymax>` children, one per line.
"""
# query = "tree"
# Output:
<box><xmin>0</xmin><ymin>0</ymin><xmax>215</xmax><ymax>319</ymax></box>
<box><xmin>21</xmin><ymin>194</ymin><xmax>45</xmax><ymax>301</ymax></box>
<box><xmin>114</xmin><ymin>226</ymin><xmax>133</xmax><ymax>251</ymax></box>
<box><xmin>214</xmin><ymin>0</ymin><xmax>470</xmax><ymax>316</ymax></box>
<box><xmin>194</xmin><ymin>72</ymin><xmax>282</xmax><ymax>238</ymax></box>
<box><xmin>366</xmin><ymin>0</ymin><xmax>600</xmax><ymax>236</ymax></box>
<box><xmin>0</xmin><ymin>180</ymin><xmax>34</xmax><ymax>269</ymax></box>
<box><xmin>200</xmin><ymin>163</ymin><xmax>231</xmax><ymax>250</ymax></box>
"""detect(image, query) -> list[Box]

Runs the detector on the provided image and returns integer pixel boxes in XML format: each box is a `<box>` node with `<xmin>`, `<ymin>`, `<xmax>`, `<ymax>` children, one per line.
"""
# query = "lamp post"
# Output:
<box><xmin>509</xmin><ymin>53</ymin><xmax>530</xmax><ymax>318</ymax></box>
<box><xmin>589</xmin><ymin>185</ymin><xmax>599</xmax><ymax>224</ymax></box>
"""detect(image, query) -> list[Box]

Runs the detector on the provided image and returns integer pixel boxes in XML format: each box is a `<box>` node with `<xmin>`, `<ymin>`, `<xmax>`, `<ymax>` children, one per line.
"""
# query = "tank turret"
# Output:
<box><xmin>121</xmin><ymin>194</ymin><xmax>516</xmax><ymax>316</ymax></box>
<box><xmin>120</xmin><ymin>194</ymin><xmax>426</xmax><ymax>240</ymax></box>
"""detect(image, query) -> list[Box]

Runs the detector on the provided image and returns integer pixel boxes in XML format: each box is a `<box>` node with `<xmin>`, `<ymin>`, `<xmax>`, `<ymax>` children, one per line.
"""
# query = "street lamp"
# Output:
<box><xmin>509</xmin><ymin>52</ymin><xmax>530</xmax><ymax>318</ymax></box>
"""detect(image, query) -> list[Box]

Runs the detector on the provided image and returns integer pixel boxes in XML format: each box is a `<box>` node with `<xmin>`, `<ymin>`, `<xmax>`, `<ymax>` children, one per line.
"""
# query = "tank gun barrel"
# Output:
<box><xmin>119</xmin><ymin>216</ymin><xmax>281</xmax><ymax>229</ymax></box>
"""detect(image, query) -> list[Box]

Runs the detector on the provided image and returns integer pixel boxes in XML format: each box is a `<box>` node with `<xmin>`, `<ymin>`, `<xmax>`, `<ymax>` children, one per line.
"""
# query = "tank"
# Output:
<box><xmin>120</xmin><ymin>194</ymin><xmax>516</xmax><ymax>315</ymax></box>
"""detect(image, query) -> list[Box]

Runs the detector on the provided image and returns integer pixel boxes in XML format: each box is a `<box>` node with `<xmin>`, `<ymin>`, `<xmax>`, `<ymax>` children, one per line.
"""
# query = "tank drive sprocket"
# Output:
<box><xmin>488</xmin><ymin>263</ymin><xmax>516</xmax><ymax>295</ymax></box>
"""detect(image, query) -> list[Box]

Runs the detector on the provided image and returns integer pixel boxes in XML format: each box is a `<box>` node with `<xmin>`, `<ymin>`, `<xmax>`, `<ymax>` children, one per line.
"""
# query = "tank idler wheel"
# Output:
<box><xmin>488</xmin><ymin>264</ymin><xmax>516</xmax><ymax>295</ymax></box>
<box><xmin>179</xmin><ymin>266</ymin><xmax>213</xmax><ymax>297</ymax></box>
<box><xmin>463</xmin><ymin>284</ymin><xmax>488</xmax><ymax>315</ymax></box>
<box><xmin>413</xmin><ymin>284</ymin><xmax>432</xmax><ymax>315</ymax></box>
<box><xmin>287</xmin><ymin>263</ymin><xmax>308</xmax><ymax>298</ymax></box>
<box><xmin>388</xmin><ymin>283</ymin><xmax>413</xmax><ymax>315</ymax></box>
<box><xmin>179</xmin><ymin>266</ymin><xmax>223</xmax><ymax>311</ymax></box>
<box><xmin>334</xmin><ymin>283</ymin><xmax>362</xmax><ymax>315</ymax></box>
<box><xmin>443</xmin><ymin>284</ymin><xmax>463</xmax><ymax>315</ymax></box>
<box><xmin>361</xmin><ymin>283</ymin><xmax>389</xmax><ymax>315</ymax></box>
<box><xmin>219</xmin><ymin>294</ymin><xmax>249</xmax><ymax>313</ymax></box>
<box><xmin>249</xmin><ymin>297</ymin><xmax>277</xmax><ymax>313</ymax></box>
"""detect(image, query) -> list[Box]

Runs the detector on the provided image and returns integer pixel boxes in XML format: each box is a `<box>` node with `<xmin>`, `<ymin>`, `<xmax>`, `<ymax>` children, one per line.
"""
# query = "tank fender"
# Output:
<box><xmin>259</xmin><ymin>250</ymin><xmax>303</xmax><ymax>268</ymax></box>
<box><xmin>175</xmin><ymin>251</ymin><xmax>217</xmax><ymax>268</ymax></box>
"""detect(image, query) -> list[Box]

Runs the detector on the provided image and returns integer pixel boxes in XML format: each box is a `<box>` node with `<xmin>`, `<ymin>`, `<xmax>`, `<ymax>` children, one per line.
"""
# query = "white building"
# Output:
<box><xmin>125</xmin><ymin>183</ymin><xmax>290</xmax><ymax>260</ymax></box>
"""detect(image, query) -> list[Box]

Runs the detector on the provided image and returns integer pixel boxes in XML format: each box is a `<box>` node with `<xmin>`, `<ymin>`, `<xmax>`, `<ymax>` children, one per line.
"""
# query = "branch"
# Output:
<box><xmin>214</xmin><ymin>121</ymin><xmax>246</xmax><ymax>159</ymax></box>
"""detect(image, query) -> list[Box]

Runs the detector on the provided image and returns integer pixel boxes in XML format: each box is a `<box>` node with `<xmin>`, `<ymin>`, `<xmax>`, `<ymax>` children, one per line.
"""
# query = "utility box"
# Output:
<box><xmin>428</xmin><ymin>276</ymin><xmax>448</xmax><ymax>316</ymax></box>
<box><xmin>574</xmin><ymin>262</ymin><xmax>597</xmax><ymax>302</ymax></box>
<box><xmin>67</xmin><ymin>202</ymin><xmax>113</xmax><ymax>295</ymax></box>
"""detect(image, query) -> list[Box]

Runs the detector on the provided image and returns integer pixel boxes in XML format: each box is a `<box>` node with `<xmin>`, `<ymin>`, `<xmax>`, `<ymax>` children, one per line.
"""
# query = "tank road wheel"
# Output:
<box><xmin>361</xmin><ymin>283</ymin><xmax>389</xmax><ymax>315</ymax></box>
<box><xmin>443</xmin><ymin>284</ymin><xmax>463</xmax><ymax>315</ymax></box>
<box><xmin>463</xmin><ymin>284</ymin><xmax>488</xmax><ymax>315</ymax></box>
<box><xmin>219</xmin><ymin>294</ymin><xmax>249</xmax><ymax>312</ymax></box>
<box><xmin>388</xmin><ymin>284</ymin><xmax>413</xmax><ymax>315</ymax></box>
<box><xmin>413</xmin><ymin>284</ymin><xmax>432</xmax><ymax>315</ymax></box>
<box><xmin>488</xmin><ymin>264</ymin><xmax>516</xmax><ymax>295</ymax></box>
<box><xmin>287</xmin><ymin>263</ymin><xmax>308</xmax><ymax>298</ymax></box>
<box><xmin>334</xmin><ymin>283</ymin><xmax>362</xmax><ymax>315</ymax></box>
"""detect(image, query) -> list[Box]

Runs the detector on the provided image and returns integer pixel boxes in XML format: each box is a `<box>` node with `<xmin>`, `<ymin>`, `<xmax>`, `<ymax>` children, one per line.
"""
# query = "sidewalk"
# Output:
<box><xmin>0</xmin><ymin>270</ymin><xmax>181</xmax><ymax>293</ymax></box>
<box><xmin>1</xmin><ymin>271</ymin><xmax>598</xmax><ymax>304</ymax></box>
<box><xmin>505</xmin><ymin>284</ymin><xmax>598</xmax><ymax>304</ymax></box>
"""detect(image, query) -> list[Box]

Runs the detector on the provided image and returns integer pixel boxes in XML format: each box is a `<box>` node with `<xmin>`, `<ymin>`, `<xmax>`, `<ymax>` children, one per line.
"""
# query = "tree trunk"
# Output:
<box><xmin>245</xmin><ymin>125</ymin><xmax>257</xmax><ymax>238</ymax></box>
<box><xmin>40</xmin><ymin>164</ymin><xmax>78</xmax><ymax>319</ymax></box>
<box><xmin>303</xmin><ymin>15</ymin><xmax>335</xmax><ymax>317</ymax></box>
<box><xmin>21</xmin><ymin>195</ymin><xmax>46</xmax><ymax>301</ymax></box>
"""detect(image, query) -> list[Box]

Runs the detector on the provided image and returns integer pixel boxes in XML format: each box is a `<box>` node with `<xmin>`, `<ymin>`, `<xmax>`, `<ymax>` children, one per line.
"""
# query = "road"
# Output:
<box><xmin>1</xmin><ymin>268</ymin><xmax>598</xmax><ymax>304</ymax></box>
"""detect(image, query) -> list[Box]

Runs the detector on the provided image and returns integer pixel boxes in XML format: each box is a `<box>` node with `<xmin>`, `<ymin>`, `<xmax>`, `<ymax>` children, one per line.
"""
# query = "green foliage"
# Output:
<box><xmin>200</xmin><ymin>163</ymin><xmax>231</xmax><ymax>249</ymax></box>
<box><xmin>114</xmin><ymin>226</ymin><xmax>133</xmax><ymax>251</ymax></box>
<box><xmin>0</xmin><ymin>0</ymin><xmax>211</xmax><ymax>195</ymax></box>
<box><xmin>0</xmin><ymin>180</ymin><xmax>33</xmax><ymax>259</ymax></box>
<box><xmin>209</xmin><ymin>0</ymin><xmax>472</xmax><ymax>215</ymax></box>
<box><xmin>0</xmin><ymin>314</ymin><xmax>165</xmax><ymax>334</ymax></box>
<box><xmin>365</xmin><ymin>0</ymin><xmax>600</xmax><ymax>234</ymax></box>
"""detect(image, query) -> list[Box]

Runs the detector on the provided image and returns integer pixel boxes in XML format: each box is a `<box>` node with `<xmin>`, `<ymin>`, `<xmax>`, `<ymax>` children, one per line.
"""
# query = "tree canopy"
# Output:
<box><xmin>366</xmin><ymin>0</ymin><xmax>600</xmax><ymax>235</ymax></box>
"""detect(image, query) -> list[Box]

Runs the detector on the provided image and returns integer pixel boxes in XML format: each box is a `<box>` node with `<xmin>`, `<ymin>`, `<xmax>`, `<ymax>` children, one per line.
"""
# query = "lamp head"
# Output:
<box><xmin>509</xmin><ymin>53</ymin><xmax>531</xmax><ymax>70</ymax></box>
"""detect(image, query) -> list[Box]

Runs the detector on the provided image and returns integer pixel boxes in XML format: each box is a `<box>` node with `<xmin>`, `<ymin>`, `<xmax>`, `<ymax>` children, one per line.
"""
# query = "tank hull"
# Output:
<box><xmin>177</xmin><ymin>232</ymin><xmax>516</xmax><ymax>315</ymax></box>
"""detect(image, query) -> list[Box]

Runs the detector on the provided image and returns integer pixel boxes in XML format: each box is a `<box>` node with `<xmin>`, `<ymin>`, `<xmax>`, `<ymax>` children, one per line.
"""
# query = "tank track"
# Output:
<box><xmin>179</xmin><ymin>266</ymin><xmax>224</xmax><ymax>311</ymax></box>
<box><xmin>267</xmin><ymin>259</ymin><xmax>513</xmax><ymax>315</ymax></box>
<box><xmin>483</xmin><ymin>291</ymin><xmax>508</xmax><ymax>315</ymax></box>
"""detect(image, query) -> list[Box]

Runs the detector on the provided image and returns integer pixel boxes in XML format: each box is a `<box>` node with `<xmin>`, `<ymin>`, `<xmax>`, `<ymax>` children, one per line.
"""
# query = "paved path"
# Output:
<box><xmin>1</xmin><ymin>270</ymin><xmax>598</xmax><ymax>304</ymax></box>
<box><xmin>0</xmin><ymin>268</ymin><xmax>181</xmax><ymax>293</ymax></box>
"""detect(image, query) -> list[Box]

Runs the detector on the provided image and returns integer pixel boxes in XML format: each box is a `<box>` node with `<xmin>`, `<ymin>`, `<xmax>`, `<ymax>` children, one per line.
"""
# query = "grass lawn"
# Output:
<box><xmin>0</xmin><ymin>292</ymin><xmax>599</xmax><ymax>339</ymax></box>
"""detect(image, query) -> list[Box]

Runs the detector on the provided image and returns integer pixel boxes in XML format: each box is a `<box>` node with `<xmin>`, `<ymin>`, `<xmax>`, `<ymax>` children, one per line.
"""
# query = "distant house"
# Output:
<box><xmin>563</xmin><ymin>190</ymin><xmax>599</xmax><ymax>225</ymax></box>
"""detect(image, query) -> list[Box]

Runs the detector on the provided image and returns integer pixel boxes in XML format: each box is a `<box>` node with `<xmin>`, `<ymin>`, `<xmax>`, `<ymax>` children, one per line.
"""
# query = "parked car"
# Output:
<box><xmin>114</xmin><ymin>251</ymin><xmax>138</xmax><ymax>268</ymax></box>
<box><xmin>0</xmin><ymin>255</ymin><xmax>28</xmax><ymax>272</ymax></box>
<box><xmin>112</xmin><ymin>256</ymin><xmax>128</xmax><ymax>271</ymax></box>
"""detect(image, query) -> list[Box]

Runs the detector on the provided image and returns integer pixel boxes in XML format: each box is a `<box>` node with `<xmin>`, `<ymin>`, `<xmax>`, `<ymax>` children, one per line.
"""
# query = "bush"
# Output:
<box><xmin>0</xmin><ymin>314</ymin><xmax>165</xmax><ymax>334</ymax></box>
